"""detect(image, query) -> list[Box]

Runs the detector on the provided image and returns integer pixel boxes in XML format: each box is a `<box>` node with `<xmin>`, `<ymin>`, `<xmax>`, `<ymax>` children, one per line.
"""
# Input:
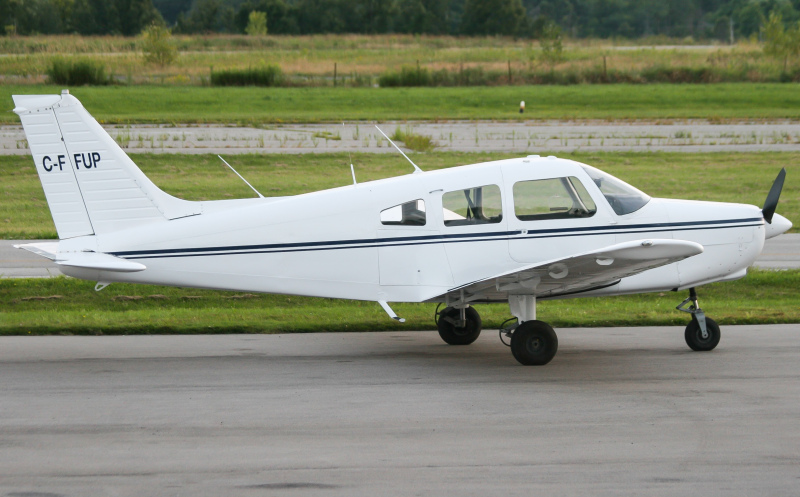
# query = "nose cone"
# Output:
<box><xmin>765</xmin><ymin>213</ymin><xmax>793</xmax><ymax>239</ymax></box>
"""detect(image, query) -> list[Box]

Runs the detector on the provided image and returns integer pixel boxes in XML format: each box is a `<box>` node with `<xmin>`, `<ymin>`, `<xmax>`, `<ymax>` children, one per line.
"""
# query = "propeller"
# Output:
<box><xmin>762</xmin><ymin>168</ymin><xmax>786</xmax><ymax>224</ymax></box>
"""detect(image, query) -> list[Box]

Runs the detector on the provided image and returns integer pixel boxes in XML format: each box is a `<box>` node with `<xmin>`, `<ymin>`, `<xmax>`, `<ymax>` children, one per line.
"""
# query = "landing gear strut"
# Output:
<box><xmin>677</xmin><ymin>287</ymin><xmax>721</xmax><ymax>351</ymax></box>
<box><xmin>504</xmin><ymin>295</ymin><xmax>558</xmax><ymax>366</ymax></box>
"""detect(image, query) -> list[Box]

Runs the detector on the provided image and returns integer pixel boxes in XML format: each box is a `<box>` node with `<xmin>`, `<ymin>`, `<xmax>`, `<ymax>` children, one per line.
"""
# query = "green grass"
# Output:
<box><xmin>1</xmin><ymin>269</ymin><xmax>797</xmax><ymax>335</ymax></box>
<box><xmin>390</xmin><ymin>126</ymin><xmax>437</xmax><ymax>152</ymax></box>
<box><xmin>4</xmin><ymin>84</ymin><xmax>800</xmax><ymax>123</ymax></box>
<box><xmin>2</xmin><ymin>151</ymin><xmax>797</xmax><ymax>239</ymax></box>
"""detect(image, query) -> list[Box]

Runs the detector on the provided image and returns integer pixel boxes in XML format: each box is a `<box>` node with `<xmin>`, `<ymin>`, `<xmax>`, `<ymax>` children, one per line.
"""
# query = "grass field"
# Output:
<box><xmin>2</xmin><ymin>151</ymin><xmax>797</xmax><ymax>239</ymax></box>
<box><xmin>1</xmin><ymin>269</ymin><xmax>797</xmax><ymax>335</ymax></box>
<box><xmin>4</xmin><ymin>83</ymin><xmax>800</xmax><ymax>124</ymax></box>
<box><xmin>0</xmin><ymin>34</ymin><xmax>781</xmax><ymax>86</ymax></box>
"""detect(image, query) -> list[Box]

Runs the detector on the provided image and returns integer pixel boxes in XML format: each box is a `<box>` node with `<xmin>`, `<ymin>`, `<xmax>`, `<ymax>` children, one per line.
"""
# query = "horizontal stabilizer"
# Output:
<box><xmin>56</xmin><ymin>252</ymin><xmax>146</xmax><ymax>272</ymax></box>
<box><xmin>14</xmin><ymin>242</ymin><xmax>59</xmax><ymax>261</ymax></box>
<box><xmin>15</xmin><ymin>242</ymin><xmax>145</xmax><ymax>272</ymax></box>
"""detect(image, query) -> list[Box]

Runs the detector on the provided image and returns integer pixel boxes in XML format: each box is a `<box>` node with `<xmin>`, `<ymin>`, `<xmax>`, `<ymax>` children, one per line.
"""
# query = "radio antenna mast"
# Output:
<box><xmin>345</xmin><ymin>122</ymin><xmax>357</xmax><ymax>185</ymax></box>
<box><xmin>218</xmin><ymin>155</ymin><xmax>264</xmax><ymax>198</ymax></box>
<box><xmin>375</xmin><ymin>125</ymin><xmax>423</xmax><ymax>174</ymax></box>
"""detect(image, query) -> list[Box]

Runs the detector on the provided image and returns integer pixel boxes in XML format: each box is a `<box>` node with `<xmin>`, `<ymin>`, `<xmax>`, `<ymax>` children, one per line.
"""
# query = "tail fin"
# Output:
<box><xmin>13</xmin><ymin>91</ymin><xmax>199</xmax><ymax>239</ymax></box>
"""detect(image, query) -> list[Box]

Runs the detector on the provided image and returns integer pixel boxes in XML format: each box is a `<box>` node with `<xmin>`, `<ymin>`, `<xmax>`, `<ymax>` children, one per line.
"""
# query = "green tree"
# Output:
<box><xmin>70</xmin><ymin>0</ymin><xmax>120</xmax><ymax>34</ymax></box>
<box><xmin>539</xmin><ymin>21</ymin><xmax>563</xmax><ymax>70</ymax></box>
<box><xmin>763</xmin><ymin>11</ymin><xmax>800</xmax><ymax>72</ymax></box>
<box><xmin>174</xmin><ymin>0</ymin><xmax>234</xmax><ymax>33</ymax></box>
<box><xmin>245</xmin><ymin>10</ymin><xmax>267</xmax><ymax>35</ymax></box>
<box><xmin>461</xmin><ymin>0</ymin><xmax>527</xmax><ymax>36</ymax></box>
<box><xmin>395</xmin><ymin>0</ymin><xmax>448</xmax><ymax>34</ymax></box>
<box><xmin>117</xmin><ymin>0</ymin><xmax>162</xmax><ymax>36</ymax></box>
<box><xmin>141</xmin><ymin>22</ymin><xmax>176</xmax><ymax>66</ymax></box>
<box><xmin>235</xmin><ymin>0</ymin><xmax>298</xmax><ymax>34</ymax></box>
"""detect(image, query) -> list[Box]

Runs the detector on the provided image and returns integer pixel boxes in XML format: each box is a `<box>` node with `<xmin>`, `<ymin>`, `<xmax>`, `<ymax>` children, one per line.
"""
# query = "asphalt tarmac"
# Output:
<box><xmin>2</xmin><ymin>234</ymin><xmax>798</xmax><ymax>278</ymax></box>
<box><xmin>1</xmin><ymin>326</ymin><xmax>799</xmax><ymax>496</ymax></box>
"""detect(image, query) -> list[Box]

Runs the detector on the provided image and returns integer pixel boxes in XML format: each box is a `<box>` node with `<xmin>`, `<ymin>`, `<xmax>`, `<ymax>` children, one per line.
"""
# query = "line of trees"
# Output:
<box><xmin>3</xmin><ymin>0</ymin><xmax>800</xmax><ymax>40</ymax></box>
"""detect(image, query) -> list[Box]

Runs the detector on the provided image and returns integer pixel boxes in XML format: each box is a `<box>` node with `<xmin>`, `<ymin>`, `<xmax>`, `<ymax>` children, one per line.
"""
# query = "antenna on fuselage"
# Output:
<box><xmin>217</xmin><ymin>155</ymin><xmax>264</xmax><ymax>199</ymax></box>
<box><xmin>375</xmin><ymin>125</ymin><xmax>423</xmax><ymax>174</ymax></box>
<box><xmin>345</xmin><ymin>122</ymin><xmax>357</xmax><ymax>185</ymax></box>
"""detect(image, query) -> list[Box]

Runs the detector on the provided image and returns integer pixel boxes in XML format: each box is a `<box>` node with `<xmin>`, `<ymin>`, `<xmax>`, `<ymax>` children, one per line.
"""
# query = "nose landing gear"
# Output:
<box><xmin>677</xmin><ymin>287</ymin><xmax>721</xmax><ymax>351</ymax></box>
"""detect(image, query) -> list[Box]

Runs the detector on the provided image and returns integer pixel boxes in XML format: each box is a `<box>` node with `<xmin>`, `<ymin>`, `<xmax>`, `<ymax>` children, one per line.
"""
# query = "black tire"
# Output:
<box><xmin>437</xmin><ymin>306</ymin><xmax>482</xmax><ymax>345</ymax></box>
<box><xmin>685</xmin><ymin>317</ymin><xmax>721</xmax><ymax>351</ymax></box>
<box><xmin>510</xmin><ymin>320</ymin><xmax>558</xmax><ymax>366</ymax></box>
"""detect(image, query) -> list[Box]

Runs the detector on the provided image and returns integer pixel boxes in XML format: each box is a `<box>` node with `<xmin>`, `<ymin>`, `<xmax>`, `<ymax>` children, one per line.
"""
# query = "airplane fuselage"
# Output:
<box><xmin>57</xmin><ymin>156</ymin><xmax>775</xmax><ymax>303</ymax></box>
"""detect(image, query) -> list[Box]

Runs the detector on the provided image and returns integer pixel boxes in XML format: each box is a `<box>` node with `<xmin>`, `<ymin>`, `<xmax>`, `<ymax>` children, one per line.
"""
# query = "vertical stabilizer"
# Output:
<box><xmin>13</xmin><ymin>92</ymin><xmax>200</xmax><ymax>238</ymax></box>
<box><xmin>13</xmin><ymin>94</ymin><xmax>94</xmax><ymax>239</ymax></box>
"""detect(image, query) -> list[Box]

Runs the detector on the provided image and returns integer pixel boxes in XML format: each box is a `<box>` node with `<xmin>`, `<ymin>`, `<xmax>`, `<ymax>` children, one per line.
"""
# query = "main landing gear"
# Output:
<box><xmin>436</xmin><ymin>305</ymin><xmax>482</xmax><ymax>345</ymax></box>
<box><xmin>436</xmin><ymin>295</ymin><xmax>559</xmax><ymax>366</ymax></box>
<box><xmin>435</xmin><ymin>288</ymin><xmax>720</xmax><ymax>365</ymax></box>
<box><xmin>677</xmin><ymin>287</ymin><xmax>721</xmax><ymax>351</ymax></box>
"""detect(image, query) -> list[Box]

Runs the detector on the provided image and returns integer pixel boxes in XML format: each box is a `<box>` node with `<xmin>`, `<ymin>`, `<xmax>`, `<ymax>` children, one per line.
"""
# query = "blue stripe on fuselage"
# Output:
<box><xmin>112</xmin><ymin>217</ymin><xmax>763</xmax><ymax>260</ymax></box>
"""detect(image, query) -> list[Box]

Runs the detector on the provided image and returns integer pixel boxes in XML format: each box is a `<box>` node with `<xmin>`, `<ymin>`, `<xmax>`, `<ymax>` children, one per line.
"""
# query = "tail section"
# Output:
<box><xmin>13</xmin><ymin>91</ymin><xmax>199</xmax><ymax>239</ymax></box>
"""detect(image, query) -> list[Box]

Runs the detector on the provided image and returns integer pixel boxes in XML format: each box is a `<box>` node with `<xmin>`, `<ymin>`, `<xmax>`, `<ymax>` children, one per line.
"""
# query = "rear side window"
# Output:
<box><xmin>380</xmin><ymin>199</ymin><xmax>426</xmax><ymax>226</ymax></box>
<box><xmin>442</xmin><ymin>184</ymin><xmax>503</xmax><ymax>227</ymax></box>
<box><xmin>513</xmin><ymin>177</ymin><xmax>596</xmax><ymax>221</ymax></box>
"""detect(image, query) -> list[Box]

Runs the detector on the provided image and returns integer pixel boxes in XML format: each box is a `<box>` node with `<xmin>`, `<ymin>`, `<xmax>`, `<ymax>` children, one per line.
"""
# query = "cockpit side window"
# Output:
<box><xmin>442</xmin><ymin>184</ymin><xmax>503</xmax><ymax>227</ymax></box>
<box><xmin>580</xmin><ymin>165</ymin><xmax>651</xmax><ymax>216</ymax></box>
<box><xmin>513</xmin><ymin>177</ymin><xmax>597</xmax><ymax>221</ymax></box>
<box><xmin>380</xmin><ymin>199</ymin><xmax>426</xmax><ymax>226</ymax></box>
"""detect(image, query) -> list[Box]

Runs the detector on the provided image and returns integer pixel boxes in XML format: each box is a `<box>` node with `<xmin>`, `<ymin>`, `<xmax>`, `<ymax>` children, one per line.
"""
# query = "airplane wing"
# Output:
<box><xmin>15</xmin><ymin>242</ymin><xmax>146</xmax><ymax>273</ymax></box>
<box><xmin>428</xmin><ymin>239</ymin><xmax>703</xmax><ymax>303</ymax></box>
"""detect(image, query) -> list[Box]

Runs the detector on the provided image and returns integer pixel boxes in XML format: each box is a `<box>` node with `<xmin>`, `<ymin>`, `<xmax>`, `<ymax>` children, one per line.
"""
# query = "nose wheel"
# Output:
<box><xmin>677</xmin><ymin>287</ymin><xmax>721</xmax><ymax>352</ymax></box>
<box><xmin>685</xmin><ymin>316</ymin><xmax>721</xmax><ymax>351</ymax></box>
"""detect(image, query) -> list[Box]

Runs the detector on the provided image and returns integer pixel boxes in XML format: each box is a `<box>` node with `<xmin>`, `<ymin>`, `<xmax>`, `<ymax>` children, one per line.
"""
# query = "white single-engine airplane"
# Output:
<box><xmin>12</xmin><ymin>92</ymin><xmax>792</xmax><ymax>365</ymax></box>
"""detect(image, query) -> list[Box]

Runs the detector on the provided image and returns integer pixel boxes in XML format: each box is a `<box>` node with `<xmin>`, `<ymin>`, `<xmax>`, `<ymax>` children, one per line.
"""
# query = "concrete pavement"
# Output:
<box><xmin>6</xmin><ymin>121</ymin><xmax>800</xmax><ymax>154</ymax></box>
<box><xmin>1</xmin><ymin>327</ymin><xmax>799</xmax><ymax>496</ymax></box>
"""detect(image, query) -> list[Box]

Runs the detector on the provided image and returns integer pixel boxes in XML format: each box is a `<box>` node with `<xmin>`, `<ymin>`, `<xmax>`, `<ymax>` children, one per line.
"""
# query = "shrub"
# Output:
<box><xmin>379</xmin><ymin>66</ymin><xmax>431</xmax><ymax>87</ymax></box>
<box><xmin>210</xmin><ymin>65</ymin><xmax>283</xmax><ymax>86</ymax></box>
<box><xmin>245</xmin><ymin>11</ymin><xmax>267</xmax><ymax>36</ymax></box>
<box><xmin>141</xmin><ymin>23</ymin><xmax>177</xmax><ymax>66</ymax></box>
<box><xmin>46</xmin><ymin>58</ymin><xmax>109</xmax><ymax>86</ymax></box>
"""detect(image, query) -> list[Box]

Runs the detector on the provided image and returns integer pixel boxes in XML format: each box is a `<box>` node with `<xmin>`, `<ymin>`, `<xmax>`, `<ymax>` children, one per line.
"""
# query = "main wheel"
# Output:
<box><xmin>437</xmin><ymin>306</ymin><xmax>482</xmax><ymax>345</ymax></box>
<box><xmin>684</xmin><ymin>317</ymin><xmax>721</xmax><ymax>351</ymax></box>
<box><xmin>510</xmin><ymin>320</ymin><xmax>558</xmax><ymax>366</ymax></box>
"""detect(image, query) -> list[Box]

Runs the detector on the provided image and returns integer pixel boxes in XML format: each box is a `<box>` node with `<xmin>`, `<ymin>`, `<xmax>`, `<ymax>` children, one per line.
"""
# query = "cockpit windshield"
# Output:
<box><xmin>580</xmin><ymin>165</ymin><xmax>650</xmax><ymax>216</ymax></box>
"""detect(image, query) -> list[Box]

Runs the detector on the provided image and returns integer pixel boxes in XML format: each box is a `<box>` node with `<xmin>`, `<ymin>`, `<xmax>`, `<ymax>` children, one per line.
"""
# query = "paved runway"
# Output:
<box><xmin>1</xmin><ymin>327</ymin><xmax>799</xmax><ymax>496</ymax></box>
<box><xmin>2</xmin><ymin>234</ymin><xmax>798</xmax><ymax>278</ymax></box>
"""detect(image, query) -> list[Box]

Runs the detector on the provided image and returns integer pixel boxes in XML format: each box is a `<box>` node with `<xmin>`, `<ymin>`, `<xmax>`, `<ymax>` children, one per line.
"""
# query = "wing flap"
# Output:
<box><xmin>435</xmin><ymin>239</ymin><xmax>702</xmax><ymax>302</ymax></box>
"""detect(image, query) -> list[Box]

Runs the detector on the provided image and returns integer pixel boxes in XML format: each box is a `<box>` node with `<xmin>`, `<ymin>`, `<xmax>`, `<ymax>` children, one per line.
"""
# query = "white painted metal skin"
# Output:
<box><xmin>12</xmin><ymin>92</ymin><xmax>793</xmax><ymax>364</ymax></box>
